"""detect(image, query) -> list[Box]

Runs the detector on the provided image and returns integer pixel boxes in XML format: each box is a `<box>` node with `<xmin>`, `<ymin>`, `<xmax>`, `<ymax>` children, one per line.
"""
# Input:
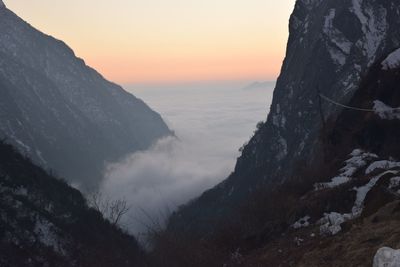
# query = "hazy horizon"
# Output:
<box><xmin>122</xmin><ymin>79</ymin><xmax>276</xmax><ymax>92</ymax></box>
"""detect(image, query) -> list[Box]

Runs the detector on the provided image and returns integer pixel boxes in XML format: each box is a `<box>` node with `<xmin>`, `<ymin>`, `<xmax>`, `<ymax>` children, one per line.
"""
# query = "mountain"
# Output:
<box><xmin>229</xmin><ymin>50</ymin><xmax>400</xmax><ymax>267</ymax></box>
<box><xmin>242</xmin><ymin>81</ymin><xmax>273</xmax><ymax>91</ymax></box>
<box><xmin>0</xmin><ymin>1</ymin><xmax>171</xmax><ymax>188</ymax></box>
<box><xmin>151</xmin><ymin>1</ymin><xmax>400</xmax><ymax>265</ymax></box>
<box><xmin>169</xmin><ymin>0</ymin><xmax>400</xmax><ymax>236</ymax></box>
<box><xmin>0</xmin><ymin>141</ymin><xmax>146</xmax><ymax>267</ymax></box>
<box><xmin>153</xmin><ymin>50</ymin><xmax>400</xmax><ymax>266</ymax></box>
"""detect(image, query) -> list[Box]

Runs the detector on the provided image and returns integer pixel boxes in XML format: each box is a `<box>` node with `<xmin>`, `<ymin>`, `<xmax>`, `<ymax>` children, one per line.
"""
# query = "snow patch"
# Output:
<box><xmin>324</xmin><ymin>9</ymin><xmax>336</xmax><ymax>31</ymax></box>
<box><xmin>373</xmin><ymin>100</ymin><xmax>400</xmax><ymax>120</ymax></box>
<box><xmin>315</xmin><ymin>176</ymin><xmax>351</xmax><ymax>190</ymax></box>
<box><xmin>352</xmin><ymin>0</ymin><xmax>367</xmax><ymax>25</ymax></box>
<box><xmin>319</xmin><ymin>212</ymin><xmax>353</xmax><ymax>235</ymax></box>
<box><xmin>292</xmin><ymin>216</ymin><xmax>311</xmax><ymax>229</ymax></box>
<box><xmin>319</xmin><ymin>171</ymin><xmax>397</xmax><ymax>235</ymax></box>
<box><xmin>352</xmin><ymin>0</ymin><xmax>388</xmax><ymax>65</ymax></box>
<box><xmin>382</xmin><ymin>48</ymin><xmax>400</xmax><ymax>70</ymax></box>
<box><xmin>366</xmin><ymin>160</ymin><xmax>400</xmax><ymax>174</ymax></box>
<box><xmin>373</xmin><ymin>247</ymin><xmax>400</xmax><ymax>267</ymax></box>
<box><xmin>314</xmin><ymin>149</ymin><xmax>377</xmax><ymax>190</ymax></box>
<box><xmin>328</xmin><ymin>48</ymin><xmax>347</xmax><ymax>66</ymax></box>
<box><xmin>323</xmin><ymin>8</ymin><xmax>353</xmax><ymax>66</ymax></box>
<box><xmin>352</xmin><ymin>171</ymin><xmax>397</xmax><ymax>216</ymax></box>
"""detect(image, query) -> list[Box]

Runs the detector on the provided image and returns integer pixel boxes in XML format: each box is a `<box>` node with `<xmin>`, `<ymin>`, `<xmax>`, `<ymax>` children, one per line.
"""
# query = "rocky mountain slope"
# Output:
<box><xmin>0</xmin><ymin>1</ymin><xmax>171</xmax><ymax>188</ymax></box>
<box><xmin>238</xmin><ymin>53</ymin><xmax>400</xmax><ymax>266</ymax></box>
<box><xmin>170</xmin><ymin>0</ymin><xmax>400</xmax><ymax>236</ymax></box>
<box><xmin>0</xmin><ymin>140</ymin><xmax>145</xmax><ymax>267</ymax></box>
<box><xmin>152</xmin><ymin>35</ymin><xmax>400</xmax><ymax>267</ymax></box>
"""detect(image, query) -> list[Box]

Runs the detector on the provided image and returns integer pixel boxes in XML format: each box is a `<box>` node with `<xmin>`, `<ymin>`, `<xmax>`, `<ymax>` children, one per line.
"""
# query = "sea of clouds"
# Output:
<box><xmin>100</xmin><ymin>81</ymin><xmax>274</xmax><ymax>236</ymax></box>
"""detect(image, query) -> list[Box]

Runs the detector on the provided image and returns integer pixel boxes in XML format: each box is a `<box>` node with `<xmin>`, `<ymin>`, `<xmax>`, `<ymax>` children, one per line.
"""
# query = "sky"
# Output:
<box><xmin>5</xmin><ymin>0</ymin><xmax>295</xmax><ymax>84</ymax></box>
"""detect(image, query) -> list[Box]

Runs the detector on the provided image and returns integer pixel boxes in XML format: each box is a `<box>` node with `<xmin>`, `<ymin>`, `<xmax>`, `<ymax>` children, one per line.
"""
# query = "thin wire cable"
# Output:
<box><xmin>319</xmin><ymin>93</ymin><xmax>400</xmax><ymax>112</ymax></box>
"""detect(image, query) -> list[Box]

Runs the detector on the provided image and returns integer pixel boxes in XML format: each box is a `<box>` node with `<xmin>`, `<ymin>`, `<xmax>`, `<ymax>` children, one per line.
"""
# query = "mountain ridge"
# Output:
<box><xmin>0</xmin><ymin>6</ymin><xmax>172</xmax><ymax>188</ymax></box>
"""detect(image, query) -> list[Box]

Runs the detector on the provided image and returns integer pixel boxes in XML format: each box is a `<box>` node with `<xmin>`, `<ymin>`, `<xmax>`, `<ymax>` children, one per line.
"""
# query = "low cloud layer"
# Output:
<box><xmin>100</xmin><ymin>82</ymin><xmax>274</xmax><ymax>235</ymax></box>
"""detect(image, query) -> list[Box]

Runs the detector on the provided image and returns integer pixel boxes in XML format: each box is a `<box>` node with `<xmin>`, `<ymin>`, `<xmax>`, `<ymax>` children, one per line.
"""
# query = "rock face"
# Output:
<box><xmin>0</xmin><ymin>7</ymin><xmax>171</xmax><ymax>187</ymax></box>
<box><xmin>0</xmin><ymin>141</ymin><xmax>145</xmax><ymax>267</ymax></box>
<box><xmin>373</xmin><ymin>247</ymin><xmax>400</xmax><ymax>267</ymax></box>
<box><xmin>170</xmin><ymin>0</ymin><xmax>400</xmax><ymax>234</ymax></box>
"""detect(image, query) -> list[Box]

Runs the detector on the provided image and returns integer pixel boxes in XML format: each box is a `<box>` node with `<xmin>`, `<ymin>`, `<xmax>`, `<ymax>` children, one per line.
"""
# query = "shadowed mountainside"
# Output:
<box><xmin>0</xmin><ymin>140</ymin><xmax>146</xmax><ymax>267</ymax></box>
<box><xmin>0</xmin><ymin>2</ymin><xmax>171</xmax><ymax>188</ymax></box>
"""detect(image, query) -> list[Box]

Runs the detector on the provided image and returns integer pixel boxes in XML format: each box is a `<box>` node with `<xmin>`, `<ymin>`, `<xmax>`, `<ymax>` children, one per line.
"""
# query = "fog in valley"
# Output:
<box><xmin>100</xmin><ymin>81</ymin><xmax>274</xmax><ymax>235</ymax></box>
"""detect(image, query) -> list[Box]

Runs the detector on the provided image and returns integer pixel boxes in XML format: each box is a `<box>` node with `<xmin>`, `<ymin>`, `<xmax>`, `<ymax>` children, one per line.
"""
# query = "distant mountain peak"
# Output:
<box><xmin>242</xmin><ymin>81</ymin><xmax>271</xmax><ymax>90</ymax></box>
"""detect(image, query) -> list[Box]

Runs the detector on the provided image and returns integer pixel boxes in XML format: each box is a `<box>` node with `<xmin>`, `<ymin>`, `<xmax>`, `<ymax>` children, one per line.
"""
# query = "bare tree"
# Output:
<box><xmin>108</xmin><ymin>198</ymin><xmax>129</xmax><ymax>225</ymax></box>
<box><xmin>87</xmin><ymin>190</ymin><xmax>130</xmax><ymax>226</ymax></box>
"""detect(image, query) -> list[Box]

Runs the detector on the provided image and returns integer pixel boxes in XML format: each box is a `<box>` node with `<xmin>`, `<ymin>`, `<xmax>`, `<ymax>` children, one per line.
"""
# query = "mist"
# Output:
<box><xmin>100</xmin><ymin>81</ymin><xmax>275</xmax><ymax>235</ymax></box>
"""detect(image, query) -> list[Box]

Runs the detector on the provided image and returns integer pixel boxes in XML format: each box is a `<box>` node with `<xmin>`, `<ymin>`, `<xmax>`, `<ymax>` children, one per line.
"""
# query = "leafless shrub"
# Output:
<box><xmin>87</xmin><ymin>190</ymin><xmax>130</xmax><ymax>226</ymax></box>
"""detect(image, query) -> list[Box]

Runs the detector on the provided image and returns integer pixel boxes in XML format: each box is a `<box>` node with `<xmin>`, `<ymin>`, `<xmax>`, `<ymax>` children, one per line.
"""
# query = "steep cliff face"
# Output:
<box><xmin>0</xmin><ymin>4</ymin><xmax>171</xmax><ymax>188</ymax></box>
<box><xmin>235</xmin><ymin>0</ymin><xmax>400</xmax><ymax>190</ymax></box>
<box><xmin>236</xmin><ymin>50</ymin><xmax>400</xmax><ymax>267</ymax></box>
<box><xmin>171</xmin><ymin>0</ymin><xmax>400</xmax><ymax>234</ymax></box>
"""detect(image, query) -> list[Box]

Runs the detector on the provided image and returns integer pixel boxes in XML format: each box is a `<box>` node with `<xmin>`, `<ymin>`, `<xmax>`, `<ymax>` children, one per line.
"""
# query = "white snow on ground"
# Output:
<box><xmin>382</xmin><ymin>48</ymin><xmax>400</xmax><ymax>70</ymax></box>
<box><xmin>315</xmin><ymin>176</ymin><xmax>352</xmax><ymax>190</ymax></box>
<box><xmin>352</xmin><ymin>0</ymin><xmax>367</xmax><ymax>26</ymax></box>
<box><xmin>352</xmin><ymin>171</ymin><xmax>397</xmax><ymax>216</ymax></box>
<box><xmin>373</xmin><ymin>100</ymin><xmax>400</xmax><ymax>120</ymax></box>
<box><xmin>292</xmin><ymin>216</ymin><xmax>311</xmax><ymax>229</ymax></box>
<box><xmin>366</xmin><ymin>160</ymin><xmax>400</xmax><ymax>174</ymax></box>
<box><xmin>314</xmin><ymin>149</ymin><xmax>377</xmax><ymax>190</ymax></box>
<box><xmin>319</xmin><ymin>170</ymin><xmax>398</xmax><ymax>235</ymax></box>
<box><xmin>373</xmin><ymin>247</ymin><xmax>400</xmax><ymax>267</ymax></box>
<box><xmin>319</xmin><ymin>212</ymin><xmax>353</xmax><ymax>235</ymax></box>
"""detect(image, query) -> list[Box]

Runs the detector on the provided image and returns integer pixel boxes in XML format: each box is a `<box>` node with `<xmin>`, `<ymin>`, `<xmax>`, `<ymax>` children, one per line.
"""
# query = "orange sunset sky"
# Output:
<box><xmin>5</xmin><ymin>0</ymin><xmax>295</xmax><ymax>84</ymax></box>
